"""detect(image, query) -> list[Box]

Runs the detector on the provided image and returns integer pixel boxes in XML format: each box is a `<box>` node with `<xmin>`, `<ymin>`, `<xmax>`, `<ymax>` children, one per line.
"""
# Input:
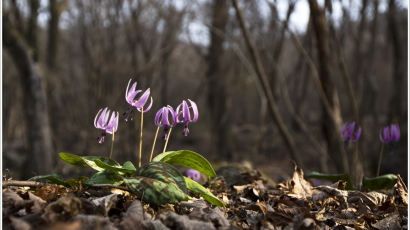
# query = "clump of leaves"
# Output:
<box><xmin>307</xmin><ymin>122</ymin><xmax>400</xmax><ymax>191</ymax></box>
<box><xmin>30</xmin><ymin>79</ymin><xmax>224</xmax><ymax>207</ymax></box>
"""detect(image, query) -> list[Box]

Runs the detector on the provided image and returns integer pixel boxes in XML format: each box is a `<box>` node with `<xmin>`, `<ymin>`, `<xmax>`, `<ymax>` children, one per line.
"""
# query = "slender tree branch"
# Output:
<box><xmin>232</xmin><ymin>0</ymin><xmax>303</xmax><ymax>167</ymax></box>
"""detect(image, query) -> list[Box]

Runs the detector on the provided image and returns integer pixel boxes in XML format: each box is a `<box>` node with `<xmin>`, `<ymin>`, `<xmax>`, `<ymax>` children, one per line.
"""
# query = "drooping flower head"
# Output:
<box><xmin>176</xmin><ymin>99</ymin><xmax>198</xmax><ymax>136</ymax></box>
<box><xmin>94</xmin><ymin>108</ymin><xmax>119</xmax><ymax>143</ymax></box>
<box><xmin>124</xmin><ymin>79</ymin><xmax>153</xmax><ymax>121</ymax></box>
<box><xmin>186</xmin><ymin>169</ymin><xmax>201</xmax><ymax>182</ymax></box>
<box><xmin>379</xmin><ymin>124</ymin><xmax>400</xmax><ymax>144</ymax></box>
<box><xmin>154</xmin><ymin>105</ymin><xmax>177</xmax><ymax>139</ymax></box>
<box><xmin>340</xmin><ymin>122</ymin><xmax>362</xmax><ymax>143</ymax></box>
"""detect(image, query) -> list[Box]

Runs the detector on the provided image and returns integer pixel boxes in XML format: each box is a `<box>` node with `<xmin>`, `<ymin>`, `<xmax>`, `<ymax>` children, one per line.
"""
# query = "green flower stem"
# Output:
<box><xmin>138</xmin><ymin>107</ymin><xmax>144</xmax><ymax>167</ymax></box>
<box><xmin>109</xmin><ymin>131</ymin><xmax>115</xmax><ymax>159</ymax></box>
<box><xmin>149</xmin><ymin>122</ymin><xmax>161</xmax><ymax>162</ymax></box>
<box><xmin>376</xmin><ymin>143</ymin><xmax>384</xmax><ymax>176</ymax></box>
<box><xmin>163</xmin><ymin>127</ymin><xmax>173</xmax><ymax>153</ymax></box>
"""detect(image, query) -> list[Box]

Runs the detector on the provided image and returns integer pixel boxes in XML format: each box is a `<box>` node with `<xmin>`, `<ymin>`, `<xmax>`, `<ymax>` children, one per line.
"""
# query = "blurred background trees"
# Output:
<box><xmin>3</xmin><ymin>0</ymin><xmax>408</xmax><ymax>182</ymax></box>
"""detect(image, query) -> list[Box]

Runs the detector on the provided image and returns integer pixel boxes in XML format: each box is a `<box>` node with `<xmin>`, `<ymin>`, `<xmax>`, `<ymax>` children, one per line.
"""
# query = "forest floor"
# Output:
<box><xmin>2</xmin><ymin>165</ymin><xmax>408</xmax><ymax>230</ymax></box>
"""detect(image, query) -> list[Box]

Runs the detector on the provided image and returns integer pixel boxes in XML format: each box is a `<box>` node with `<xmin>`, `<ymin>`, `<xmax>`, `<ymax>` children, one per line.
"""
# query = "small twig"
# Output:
<box><xmin>3</xmin><ymin>180</ymin><xmax>44</xmax><ymax>187</ymax></box>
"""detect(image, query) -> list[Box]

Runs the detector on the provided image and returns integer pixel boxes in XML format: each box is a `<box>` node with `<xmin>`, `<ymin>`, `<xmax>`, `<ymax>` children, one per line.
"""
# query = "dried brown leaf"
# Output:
<box><xmin>372</xmin><ymin>213</ymin><xmax>402</xmax><ymax>230</ymax></box>
<box><xmin>9</xmin><ymin>216</ymin><xmax>32</xmax><ymax>230</ymax></box>
<box><xmin>393</xmin><ymin>174</ymin><xmax>408</xmax><ymax>206</ymax></box>
<box><xmin>42</xmin><ymin>195</ymin><xmax>82</xmax><ymax>222</ymax></box>
<box><xmin>287</xmin><ymin>166</ymin><xmax>313</xmax><ymax>199</ymax></box>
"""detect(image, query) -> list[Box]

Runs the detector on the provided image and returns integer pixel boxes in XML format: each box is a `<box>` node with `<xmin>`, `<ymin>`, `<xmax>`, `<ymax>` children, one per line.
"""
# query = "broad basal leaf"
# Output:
<box><xmin>306</xmin><ymin>172</ymin><xmax>354</xmax><ymax>190</ymax></box>
<box><xmin>94</xmin><ymin>159</ymin><xmax>136</xmax><ymax>176</ymax></box>
<box><xmin>184</xmin><ymin>176</ymin><xmax>225</xmax><ymax>208</ymax></box>
<box><xmin>59</xmin><ymin>152</ymin><xmax>121</xmax><ymax>172</ymax></box>
<box><xmin>152</xmin><ymin>150</ymin><xmax>217</xmax><ymax>179</ymax></box>
<box><xmin>29</xmin><ymin>174</ymin><xmax>69</xmax><ymax>187</ymax></box>
<box><xmin>137</xmin><ymin>162</ymin><xmax>187</xmax><ymax>193</ymax></box>
<box><xmin>85</xmin><ymin>170</ymin><xmax>123</xmax><ymax>186</ymax></box>
<box><xmin>362</xmin><ymin>174</ymin><xmax>397</xmax><ymax>190</ymax></box>
<box><xmin>124</xmin><ymin>177</ymin><xmax>190</xmax><ymax>205</ymax></box>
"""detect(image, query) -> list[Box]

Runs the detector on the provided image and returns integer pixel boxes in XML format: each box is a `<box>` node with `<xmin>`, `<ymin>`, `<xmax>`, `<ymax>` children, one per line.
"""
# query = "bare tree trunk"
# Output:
<box><xmin>352</xmin><ymin>0</ymin><xmax>369</xmax><ymax>92</ymax></box>
<box><xmin>329</xmin><ymin>17</ymin><xmax>363</xmax><ymax>186</ymax></box>
<box><xmin>47</xmin><ymin>0</ymin><xmax>62</xmax><ymax>69</ymax></box>
<box><xmin>3</xmin><ymin>16</ymin><xmax>53</xmax><ymax>176</ymax></box>
<box><xmin>387</xmin><ymin>0</ymin><xmax>406</xmax><ymax>122</ymax></box>
<box><xmin>206</xmin><ymin>0</ymin><xmax>233</xmax><ymax>160</ymax></box>
<box><xmin>27</xmin><ymin>0</ymin><xmax>40</xmax><ymax>62</ymax></box>
<box><xmin>159</xmin><ymin>7</ymin><xmax>183</xmax><ymax>106</ymax></box>
<box><xmin>307</xmin><ymin>0</ymin><xmax>346</xmax><ymax>173</ymax></box>
<box><xmin>361</xmin><ymin>0</ymin><xmax>379</xmax><ymax>119</ymax></box>
<box><xmin>232</xmin><ymin>0</ymin><xmax>303</xmax><ymax>167</ymax></box>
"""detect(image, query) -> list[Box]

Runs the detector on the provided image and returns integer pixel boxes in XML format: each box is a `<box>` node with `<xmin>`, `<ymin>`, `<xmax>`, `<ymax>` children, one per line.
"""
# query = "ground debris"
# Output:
<box><xmin>2</xmin><ymin>166</ymin><xmax>407</xmax><ymax>229</ymax></box>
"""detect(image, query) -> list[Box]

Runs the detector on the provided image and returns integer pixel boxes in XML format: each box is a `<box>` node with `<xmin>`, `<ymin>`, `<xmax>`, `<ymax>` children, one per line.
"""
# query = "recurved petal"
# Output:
<box><xmin>352</xmin><ymin>126</ymin><xmax>362</xmax><ymax>142</ymax></box>
<box><xmin>391</xmin><ymin>124</ymin><xmax>400</xmax><ymax>142</ymax></box>
<box><xmin>175</xmin><ymin>103</ymin><xmax>183</xmax><ymax>123</ymax></box>
<box><xmin>161</xmin><ymin>107</ymin><xmax>171</xmax><ymax>127</ymax></box>
<box><xmin>102</xmin><ymin>108</ymin><xmax>111</xmax><ymax>127</ymax></box>
<box><xmin>383</xmin><ymin>127</ymin><xmax>391</xmax><ymax>143</ymax></box>
<box><xmin>105</xmin><ymin>111</ymin><xmax>115</xmax><ymax>133</ymax></box>
<box><xmin>125</xmin><ymin>79</ymin><xmax>136</xmax><ymax>99</ymax></box>
<box><xmin>127</xmin><ymin>89</ymin><xmax>142</xmax><ymax>105</ymax></box>
<box><xmin>347</xmin><ymin>122</ymin><xmax>355</xmax><ymax>138</ymax></box>
<box><xmin>167</xmin><ymin>105</ymin><xmax>177</xmax><ymax>126</ymax></box>
<box><xmin>133</xmin><ymin>88</ymin><xmax>150</xmax><ymax>108</ymax></box>
<box><xmin>142</xmin><ymin>97</ymin><xmax>153</xmax><ymax>112</ymax></box>
<box><xmin>97</xmin><ymin>108</ymin><xmax>109</xmax><ymax>128</ymax></box>
<box><xmin>188</xmin><ymin>99</ymin><xmax>198</xmax><ymax>122</ymax></box>
<box><xmin>94</xmin><ymin>108</ymin><xmax>103</xmax><ymax>128</ymax></box>
<box><xmin>182</xmin><ymin>100</ymin><xmax>190</xmax><ymax>122</ymax></box>
<box><xmin>154</xmin><ymin>108</ymin><xmax>163</xmax><ymax>126</ymax></box>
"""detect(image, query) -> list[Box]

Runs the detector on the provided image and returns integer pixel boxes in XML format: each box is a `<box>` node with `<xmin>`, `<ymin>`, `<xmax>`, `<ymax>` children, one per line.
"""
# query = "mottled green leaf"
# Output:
<box><xmin>124</xmin><ymin>177</ymin><xmax>190</xmax><ymax>205</ymax></box>
<box><xmin>306</xmin><ymin>172</ymin><xmax>354</xmax><ymax>190</ymax></box>
<box><xmin>184</xmin><ymin>176</ymin><xmax>225</xmax><ymax>208</ymax></box>
<box><xmin>137</xmin><ymin>162</ymin><xmax>187</xmax><ymax>194</ymax></box>
<box><xmin>362</xmin><ymin>174</ymin><xmax>397</xmax><ymax>190</ymax></box>
<box><xmin>28</xmin><ymin>174</ymin><xmax>69</xmax><ymax>186</ymax></box>
<box><xmin>152</xmin><ymin>150</ymin><xmax>217</xmax><ymax>179</ymax></box>
<box><xmin>94</xmin><ymin>159</ymin><xmax>136</xmax><ymax>176</ymax></box>
<box><xmin>85</xmin><ymin>170</ymin><xmax>123</xmax><ymax>186</ymax></box>
<box><xmin>122</xmin><ymin>161</ymin><xmax>137</xmax><ymax>172</ymax></box>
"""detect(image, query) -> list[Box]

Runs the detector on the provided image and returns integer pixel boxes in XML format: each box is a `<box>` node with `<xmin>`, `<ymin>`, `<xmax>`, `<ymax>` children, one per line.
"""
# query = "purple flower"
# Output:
<box><xmin>176</xmin><ymin>99</ymin><xmax>198</xmax><ymax>136</ymax></box>
<box><xmin>340</xmin><ymin>122</ymin><xmax>362</xmax><ymax>142</ymax></box>
<box><xmin>379</xmin><ymin>124</ymin><xmax>400</xmax><ymax>144</ymax></box>
<box><xmin>155</xmin><ymin>105</ymin><xmax>177</xmax><ymax>140</ymax></box>
<box><xmin>186</xmin><ymin>169</ymin><xmax>201</xmax><ymax>182</ymax></box>
<box><xmin>94</xmin><ymin>108</ymin><xmax>119</xmax><ymax>143</ymax></box>
<box><xmin>124</xmin><ymin>79</ymin><xmax>153</xmax><ymax>121</ymax></box>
